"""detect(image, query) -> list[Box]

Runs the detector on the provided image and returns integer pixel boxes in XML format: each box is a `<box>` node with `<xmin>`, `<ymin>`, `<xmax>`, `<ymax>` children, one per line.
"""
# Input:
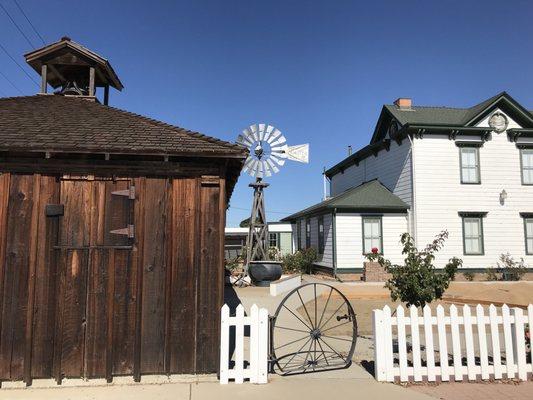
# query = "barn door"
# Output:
<box><xmin>54</xmin><ymin>177</ymin><xmax>135</xmax><ymax>381</ymax></box>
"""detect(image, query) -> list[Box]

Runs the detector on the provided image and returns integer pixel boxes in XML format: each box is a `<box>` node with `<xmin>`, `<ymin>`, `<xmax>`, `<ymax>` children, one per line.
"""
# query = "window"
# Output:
<box><xmin>318</xmin><ymin>216</ymin><xmax>324</xmax><ymax>254</ymax></box>
<box><xmin>297</xmin><ymin>220</ymin><xmax>302</xmax><ymax>250</ymax></box>
<box><xmin>521</xmin><ymin>149</ymin><xmax>533</xmax><ymax>185</ymax></box>
<box><xmin>305</xmin><ymin>218</ymin><xmax>311</xmax><ymax>248</ymax></box>
<box><xmin>269</xmin><ymin>232</ymin><xmax>279</xmax><ymax>249</ymax></box>
<box><xmin>524</xmin><ymin>216</ymin><xmax>533</xmax><ymax>255</ymax></box>
<box><xmin>362</xmin><ymin>216</ymin><xmax>382</xmax><ymax>254</ymax></box>
<box><xmin>461</xmin><ymin>215</ymin><xmax>485</xmax><ymax>255</ymax></box>
<box><xmin>460</xmin><ymin>147</ymin><xmax>480</xmax><ymax>184</ymax></box>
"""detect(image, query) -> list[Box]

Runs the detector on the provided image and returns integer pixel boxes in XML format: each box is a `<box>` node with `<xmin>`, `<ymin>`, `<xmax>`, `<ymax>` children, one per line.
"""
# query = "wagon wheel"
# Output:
<box><xmin>270</xmin><ymin>283</ymin><xmax>357</xmax><ymax>375</ymax></box>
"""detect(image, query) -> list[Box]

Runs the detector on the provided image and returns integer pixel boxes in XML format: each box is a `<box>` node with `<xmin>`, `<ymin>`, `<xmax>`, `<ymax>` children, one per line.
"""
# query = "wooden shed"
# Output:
<box><xmin>0</xmin><ymin>38</ymin><xmax>247</xmax><ymax>385</ymax></box>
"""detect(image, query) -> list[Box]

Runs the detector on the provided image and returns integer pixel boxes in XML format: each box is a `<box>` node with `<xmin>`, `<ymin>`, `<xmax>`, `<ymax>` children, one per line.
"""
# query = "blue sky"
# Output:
<box><xmin>1</xmin><ymin>0</ymin><xmax>533</xmax><ymax>226</ymax></box>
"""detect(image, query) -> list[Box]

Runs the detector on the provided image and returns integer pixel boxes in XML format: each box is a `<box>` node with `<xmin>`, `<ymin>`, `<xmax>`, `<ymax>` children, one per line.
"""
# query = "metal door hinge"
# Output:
<box><xmin>110</xmin><ymin>224</ymin><xmax>135</xmax><ymax>238</ymax></box>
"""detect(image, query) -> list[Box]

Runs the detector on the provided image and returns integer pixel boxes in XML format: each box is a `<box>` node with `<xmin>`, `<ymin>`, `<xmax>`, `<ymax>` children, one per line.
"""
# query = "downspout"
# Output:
<box><xmin>407</xmin><ymin>133</ymin><xmax>418</xmax><ymax>247</ymax></box>
<box><xmin>332</xmin><ymin>208</ymin><xmax>338</xmax><ymax>279</ymax></box>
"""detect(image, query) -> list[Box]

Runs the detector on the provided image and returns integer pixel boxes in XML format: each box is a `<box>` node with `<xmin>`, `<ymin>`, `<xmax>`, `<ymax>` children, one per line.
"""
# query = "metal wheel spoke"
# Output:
<box><xmin>316</xmin><ymin>339</ymin><xmax>329</xmax><ymax>366</ymax></box>
<box><xmin>274</xmin><ymin>325</ymin><xmax>310</xmax><ymax>334</ymax></box>
<box><xmin>282</xmin><ymin>304</ymin><xmax>313</xmax><ymax>330</ymax></box>
<box><xmin>296</xmin><ymin>289</ymin><xmax>314</xmax><ymax>329</ymax></box>
<box><xmin>318</xmin><ymin>337</ymin><xmax>346</xmax><ymax>363</ymax></box>
<box><xmin>314</xmin><ymin>284</ymin><xmax>317</xmax><ymax>331</ymax></box>
<box><xmin>318</xmin><ymin>301</ymin><xmax>346</xmax><ymax>331</ymax></box>
<box><xmin>321</xmin><ymin>334</ymin><xmax>354</xmax><ymax>343</ymax></box>
<box><xmin>317</xmin><ymin>287</ymin><xmax>333</xmax><ymax>329</ymax></box>
<box><xmin>274</xmin><ymin>334</ymin><xmax>309</xmax><ymax>351</ymax></box>
<box><xmin>281</xmin><ymin>337</ymin><xmax>312</xmax><ymax>370</ymax></box>
<box><xmin>320</xmin><ymin>320</ymin><xmax>352</xmax><ymax>335</ymax></box>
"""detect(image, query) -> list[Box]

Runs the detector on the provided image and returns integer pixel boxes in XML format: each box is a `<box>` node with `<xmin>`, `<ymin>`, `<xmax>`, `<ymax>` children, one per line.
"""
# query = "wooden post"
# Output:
<box><xmin>104</xmin><ymin>85</ymin><xmax>109</xmax><ymax>105</ymax></box>
<box><xmin>40</xmin><ymin>64</ymin><xmax>47</xmax><ymax>94</ymax></box>
<box><xmin>89</xmin><ymin>67</ymin><xmax>95</xmax><ymax>97</ymax></box>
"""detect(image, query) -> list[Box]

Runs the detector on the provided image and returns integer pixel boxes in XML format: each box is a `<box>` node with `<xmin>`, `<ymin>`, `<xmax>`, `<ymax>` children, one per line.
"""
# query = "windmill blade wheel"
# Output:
<box><xmin>269</xmin><ymin>283</ymin><xmax>357</xmax><ymax>376</ymax></box>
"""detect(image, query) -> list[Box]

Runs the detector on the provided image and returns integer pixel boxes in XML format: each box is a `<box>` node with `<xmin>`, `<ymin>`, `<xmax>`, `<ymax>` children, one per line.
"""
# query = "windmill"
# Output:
<box><xmin>237</xmin><ymin>124</ymin><xmax>309</xmax><ymax>271</ymax></box>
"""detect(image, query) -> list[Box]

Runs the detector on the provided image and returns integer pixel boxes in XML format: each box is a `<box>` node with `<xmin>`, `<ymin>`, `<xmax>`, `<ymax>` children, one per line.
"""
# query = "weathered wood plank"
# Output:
<box><xmin>0</xmin><ymin>173</ymin><xmax>10</xmax><ymax>380</ymax></box>
<box><xmin>0</xmin><ymin>174</ymin><xmax>34</xmax><ymax>380</ymax></box>
<box><xmin>30</xmin><ymin>175</ymin><xmax>60</xmax><ymax>379</ymax></box>
<box><xmin>140</xmin><ymin>179</ymin><xmax>167</xmax><ymax>373</ymax></box>
<box><xmin>195</xmin><ymin>180</ymin><xmax>222</xmax><ymax>373</ymax></box>
<box><xmin>169</xmin><ymin>178</ymin><xmax>198</xmax><ymax>373</ymax></box>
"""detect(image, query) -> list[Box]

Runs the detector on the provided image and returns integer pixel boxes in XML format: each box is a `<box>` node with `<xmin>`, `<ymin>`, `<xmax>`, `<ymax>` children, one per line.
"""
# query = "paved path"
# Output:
<box><xmin>409</xmin><ymin>381</ymin><xmax>533</xmax><ymax>400</ymax></box>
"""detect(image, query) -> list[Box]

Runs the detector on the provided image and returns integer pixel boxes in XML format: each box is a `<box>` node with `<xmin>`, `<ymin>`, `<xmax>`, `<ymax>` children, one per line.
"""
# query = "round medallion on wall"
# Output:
<box><xmin>488</xmin><ymin>112</ymin><xmax>508</xmax><ymax>133</ymax></box>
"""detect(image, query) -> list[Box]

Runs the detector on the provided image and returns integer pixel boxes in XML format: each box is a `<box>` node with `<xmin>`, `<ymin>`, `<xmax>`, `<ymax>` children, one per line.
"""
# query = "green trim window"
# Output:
<box><xmin>461</xmin><ymin>215</ymin><xmax>484</xmax><ymax>255</ymax></box>
<box><xmin>305</xmin><ymin>218</ymin><xmax>311</xmax><ymax>248</ymax></box>
<box><xmin>362</xmin><ymin>216</ymin><xmax>382</xmax><ymax>254</ymax></box>
<box><xmin>318</xmin><ymin>216</ymin><xmax>324</xmax><ymax>254</ymax></box>
<box><xmin>521</xmin><ymin>149</ymin><xmax>533</xmax><ymax>185</ymax></box>
<box><xmin>460</xmin><ymin>147</ymin><xmax>480</xmax><ymax>184</ymax></box>
<box><xmin>524</xmin><ymin>217</ymin><xmax>533</xmax><ymax>255</ymax></box>
<box><xmin>296</xmin><ymin>220</ymin><xmax>302</xmax><ymax>250</ymax></box>
<box><xmin>269</xmin><ymin>232</ymin><xmax>279</xmax><ymax>249</ymax></box>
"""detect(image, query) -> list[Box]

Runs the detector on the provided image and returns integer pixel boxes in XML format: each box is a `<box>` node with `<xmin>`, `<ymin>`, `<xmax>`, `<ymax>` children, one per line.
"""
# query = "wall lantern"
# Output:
<box><xmin>499</xmin><ymin>189</ymin><xmax>508</xmax><ymax>205</ymax></box>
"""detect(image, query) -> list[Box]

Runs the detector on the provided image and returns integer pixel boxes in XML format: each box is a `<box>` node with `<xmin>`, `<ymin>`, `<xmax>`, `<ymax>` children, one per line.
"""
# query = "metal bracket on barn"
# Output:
<box><xmin>111</xmin><ymin>186</ymin><xmax>136</xmax><ymax>199</ymax></box>
<box><xmin>110</xmin><ymin>224</ymin><xmax>135</xmax><ymax>238</ymax></box>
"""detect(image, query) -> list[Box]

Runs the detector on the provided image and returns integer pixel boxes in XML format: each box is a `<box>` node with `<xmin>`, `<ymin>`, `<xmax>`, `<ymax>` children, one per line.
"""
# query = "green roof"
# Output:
<box><xmin>281</xmin><ymin>180</ymin><xmax>409</xmax><ymax>221</ymax></box>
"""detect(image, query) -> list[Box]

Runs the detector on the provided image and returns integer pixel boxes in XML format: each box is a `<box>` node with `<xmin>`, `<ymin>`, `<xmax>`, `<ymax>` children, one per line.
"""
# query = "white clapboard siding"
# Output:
<box><xmin>372</xmin><ymin>303</ymin><xmax>533</xmax><ymax>383</ymax></box>
<box><xmin>219</xmin><ymin>304</ymin><xmax>269</xmax><ymax>384</ymax></box>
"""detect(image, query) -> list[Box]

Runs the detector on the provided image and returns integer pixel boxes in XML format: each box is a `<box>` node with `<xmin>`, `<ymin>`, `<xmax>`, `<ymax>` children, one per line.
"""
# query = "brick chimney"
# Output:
<box><xmin>394</xmin><ymin>98</ymin><xmax>412</xmax><ymax>109</ymax></box>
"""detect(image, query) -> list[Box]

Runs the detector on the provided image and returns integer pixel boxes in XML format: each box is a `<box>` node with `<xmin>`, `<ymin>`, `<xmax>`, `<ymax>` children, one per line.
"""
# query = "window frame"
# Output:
<box><xmin>268</xmin><ymin>232</ymin><xmax>279</xmax><ymax>249</ymax></box>
<box><xmin>520</xmin><ymin>148</ymin><xmax>533</xmax><ymax>186</ymax></box>
<box><xmin>523</xmin><ymin>215</ymin><xmax>533</xmax><ymax>255</ymax></box>
<box><xmin>459</xmin><ymin>146</ymin><xmax>481</xmax><ymax>184</ymax></box>
<box><xmin>460</xmin><ymin>213</ymin><xmax>485</xmax><ymax>256</ymax></box>
<box><xmin>305</xmin><ymin>218</ymin><xmax>311</xmax><ymax>248</ymax></box>
<box><xmin>318</xmin><ymin>216</ymin><xmax>325</xmax><ymax>255</ymax></box>
<box><xmin>362</xmin><ymin>216</ymin><xmax>383</xmax><ymax>255</ymax></box>
<box><xmin>296</xmin><ymin>220</ymin><xmax>302</xmax><ymax>250</ymax></box>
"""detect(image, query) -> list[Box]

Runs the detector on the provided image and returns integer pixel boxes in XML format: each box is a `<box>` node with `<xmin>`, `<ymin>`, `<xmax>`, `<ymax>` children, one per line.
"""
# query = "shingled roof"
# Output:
<box><xmin>281</xmin><ymin>180</ymin><xmax>409</xmax><ymax>222</ymax></box>
<box><xmin>0</xmin><ymin>95</ymin><xmax>247</xmax><ymax>157</ymax></box>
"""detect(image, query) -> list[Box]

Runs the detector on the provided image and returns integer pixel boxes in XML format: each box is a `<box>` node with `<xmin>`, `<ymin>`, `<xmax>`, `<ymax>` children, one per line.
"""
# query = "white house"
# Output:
<box><xmin>282</xmin><ymin>92</ymin><xmax>533</xmax><ymax>276</ymax></box>
<box><xmin>225</xmin><ymin>222</ymin><xmax>293</xmax><ymax>259</ymax></box>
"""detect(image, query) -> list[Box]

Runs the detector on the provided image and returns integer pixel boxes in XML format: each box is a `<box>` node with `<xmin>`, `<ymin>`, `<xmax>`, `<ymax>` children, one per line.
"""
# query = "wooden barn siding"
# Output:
<box><xmin>0</xmin><ymin>173</ymin><xmax>225</xmax><ymax>384</ymax></box>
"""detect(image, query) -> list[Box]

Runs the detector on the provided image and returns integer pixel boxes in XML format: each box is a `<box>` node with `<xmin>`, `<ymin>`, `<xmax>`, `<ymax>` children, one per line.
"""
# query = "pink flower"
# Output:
<box><xmin>371</xmin><ymin>247</ymin><xmax>379</xmax><ymax>254</ymax></box>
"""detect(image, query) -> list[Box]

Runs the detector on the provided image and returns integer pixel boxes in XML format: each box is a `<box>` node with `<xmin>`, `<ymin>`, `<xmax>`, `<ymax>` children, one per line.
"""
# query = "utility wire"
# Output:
<box><xmin>0</xmin><ymin>69</ymin><xmax>23</xmax><ymax>94</ymax></box>
<box><xmin>0</xmin><ymin>42</ymin><xmax>39</xmax><ymax>86</ymax></box>
<box><xmin>11</xmin><ymin>0</ymin><xmax>45</xmax><ymax>45</ymax></box>
<box><xmin>0</xmin><ymin>2</ymin><xmax>36</xmax><ymax>48</ymax></box>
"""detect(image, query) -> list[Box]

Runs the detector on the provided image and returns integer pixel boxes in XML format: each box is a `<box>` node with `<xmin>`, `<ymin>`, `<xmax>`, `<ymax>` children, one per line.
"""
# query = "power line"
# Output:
<box><xmin>12</xmin><ymin>0</ymin><xmax>45</xmax><ymax>45</ymax></box>
<box><xmin>0</xmin><ymin>69</ymin><xmax>23</xmax><ymax>94</ymax></box>
<box><xmin>0</xmin><ymin>42</ymin><xmax>39</xmax><ymax>86</ymax></box>
<box><xmin>0</xmin><ymin>2</ymin><xmax>36</xmax><ymax>48</ymax></box>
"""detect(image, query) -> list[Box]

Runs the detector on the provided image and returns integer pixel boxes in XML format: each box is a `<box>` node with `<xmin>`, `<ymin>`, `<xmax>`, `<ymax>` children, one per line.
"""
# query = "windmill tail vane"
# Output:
<box><xmin>236</xmin><ymin>123</ymin><xmax>309</xmax><ymax>267</ymax></box>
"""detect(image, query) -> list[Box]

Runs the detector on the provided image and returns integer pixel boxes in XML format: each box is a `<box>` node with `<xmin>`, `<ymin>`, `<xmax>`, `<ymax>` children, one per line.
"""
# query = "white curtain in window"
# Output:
<box><xmin>464</xmin><ymin>217</ymin><xmax>482</xmax><ymax>254</ymax></box>
<box><xmin>461</xmin><ymin>148</ymin><xmax>479</xmax><ymax>183</ymax></box>
<box><xmin>363</xmin><ymin>218</ymin><xmax>381</xmax><ymax>253</ymax></box>
<box><xmin>522</xmin><ymin>150</ymin><xmax>533</xmax><ymax>184</ymax></box>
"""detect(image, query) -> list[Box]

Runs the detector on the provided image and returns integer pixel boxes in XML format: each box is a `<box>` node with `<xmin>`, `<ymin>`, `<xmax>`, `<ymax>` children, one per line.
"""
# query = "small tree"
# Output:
<box><xmin>371</xmin><ymin>231</ymin><xmax>462</xmax><ymax>308</ymax></box>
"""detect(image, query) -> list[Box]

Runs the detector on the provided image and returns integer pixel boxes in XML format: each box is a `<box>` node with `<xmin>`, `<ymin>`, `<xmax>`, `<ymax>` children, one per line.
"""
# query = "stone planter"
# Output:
<box><xmin>363</xmin><ymin>261</ymin><xmax>391</xmax><ymax>282</ymax></box>
<box><xmin>248</xmin><ymin>261</ymin><xmax>283</xmax><ymax>287</ymax></box>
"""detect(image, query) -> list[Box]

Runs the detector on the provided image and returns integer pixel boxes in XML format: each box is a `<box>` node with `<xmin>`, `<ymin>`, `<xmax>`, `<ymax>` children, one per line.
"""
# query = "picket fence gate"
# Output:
<box><xmin>373</xmin><ymin>304</ymin><xmax>533</xmax><ymax>382</ymax></box>
<box><xmin>219</xmin><ymin>304</ymin><xmax>269</xmax><ymax>384</ymax></box>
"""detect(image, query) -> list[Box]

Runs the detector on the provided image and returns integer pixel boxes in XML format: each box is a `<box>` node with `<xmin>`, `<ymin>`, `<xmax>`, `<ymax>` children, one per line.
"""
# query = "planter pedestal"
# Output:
<box><xmin>363</xmin><ymin>261</ymin><xmax>391</xmax><ymax>282</ymax></box>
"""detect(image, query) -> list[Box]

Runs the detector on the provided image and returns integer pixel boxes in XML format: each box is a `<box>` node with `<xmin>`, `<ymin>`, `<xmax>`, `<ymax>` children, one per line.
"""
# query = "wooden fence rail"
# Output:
<box><xmin>219</xmin><ymin>304</ymin><xmax>269</xmax><ymax>384</ymax></box>
<box><xmin>373</xmin><ymin>304</ymin><xmax>533</xmax><ymax>382</ymax></box>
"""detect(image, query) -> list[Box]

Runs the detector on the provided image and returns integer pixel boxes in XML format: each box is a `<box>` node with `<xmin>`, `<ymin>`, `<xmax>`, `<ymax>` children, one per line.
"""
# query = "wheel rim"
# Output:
<box><xmin>270</xmin><ymin>283</ymin><xmax>357</xmax><ymax>375</ymax></box>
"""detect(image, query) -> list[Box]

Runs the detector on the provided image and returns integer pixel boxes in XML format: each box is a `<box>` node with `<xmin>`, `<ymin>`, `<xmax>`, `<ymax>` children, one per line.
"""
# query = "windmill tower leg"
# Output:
<box><xmin>245</xmin><ymin>178</ymin><xmax>270</xmax><ymax>266</ymax></box>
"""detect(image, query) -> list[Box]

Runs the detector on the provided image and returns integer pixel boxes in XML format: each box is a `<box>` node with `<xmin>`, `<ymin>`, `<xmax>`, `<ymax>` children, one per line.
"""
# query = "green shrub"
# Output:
<box><xmin>485</xmin><ymin>253</ymin><xmax>527</xmax><ymax>281</ymax></box>
<box><xmin>282</xmin><ymin>247</ymin><xmax>317</xmax><ymax>274</ymax></box>
<box><xmin>374</xmin><ymin>231</ymin><xmax>462</xmax><ymax>308</ymax></box>
<box><xmin>463</xmin><ymin>271</ymin><xmax>476</xmax><ymax>281</ymax></box>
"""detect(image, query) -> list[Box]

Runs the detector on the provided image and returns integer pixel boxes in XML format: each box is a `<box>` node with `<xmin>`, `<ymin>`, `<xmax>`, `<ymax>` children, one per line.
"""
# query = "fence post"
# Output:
<box><xmin>449</xmin><ymin>305</ymin><xmax>462</xmax><ymax>381</ymax></box>
<box><xmin>436</xmin><ymin>305</ymin><xmax>449</xmax><ymax>381</ymax></box>
<box><xmin>423</xmin><ymin>305</ymin><xmax>436</xmax><ymax>382</ymax></box>
<box><xmin>502</xmin><ymin>304</ymin><xmax>515</xmax><ymax>379</ymax></box>
<box><xmin>476</xmin><ymin>305</ymin><xmax>489</xmax><ymax>380</ymax></box>
<box><xmin>235</xmin><ymin>304</ymin><xmax>245</xmax><ymax>384</ymax></box>
<box><xmin>463</xmin><ymin>305</ymin><xmax>476</xmax><ymax>381</ymax></box>
<box><xmin>257</xmin><ymin>308</ymin><xmax>269</xmax><ymax>384</ymax></box>
<box><xmin>488</xmin><ymin>304</ymin><xmax>502</xmax><ymax>379</ymax></box>
<box><xmin>220</xmin><ymin>304</ymin><xmax>230</xmax><ymax>384</ymax></box>
<box><xmin>383</xmin><ymin>306</ymin><xmax>394</xmax><ymax>382</ymax></box>
<box><xmin>249</xmin><ymin>304</ymin><xmax>259</xmax><ymax>383</ymax></box>
<box><xmin>410</xmin><ymin>305</ymin><xmax>422</xmax><ymax>382</ymax></box>
<box><xmin>396</xmin><ymin>306</ymin><xmax>408</xmax><ymax>382</ymax></box>
<box><xmin>511</xmin><ymin>308</ymin><xmax>527</xmax><ymax>381</ymax></box>
<box><xmin>372</xmin><ymin>309</ymin><xmax>386</xmax><ymax>381</ymax></box>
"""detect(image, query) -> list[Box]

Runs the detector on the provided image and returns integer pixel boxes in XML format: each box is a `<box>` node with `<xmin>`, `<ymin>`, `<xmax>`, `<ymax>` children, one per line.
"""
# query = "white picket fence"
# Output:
<box><xmin>373</xmin><ymin>304</ymin><xmax>533</xmax><ymax>382</ymax></box>
<box><xmin>219</xmin><ymin>304</ymin><xmax>269</xmax><ymax>384</ymax></box>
